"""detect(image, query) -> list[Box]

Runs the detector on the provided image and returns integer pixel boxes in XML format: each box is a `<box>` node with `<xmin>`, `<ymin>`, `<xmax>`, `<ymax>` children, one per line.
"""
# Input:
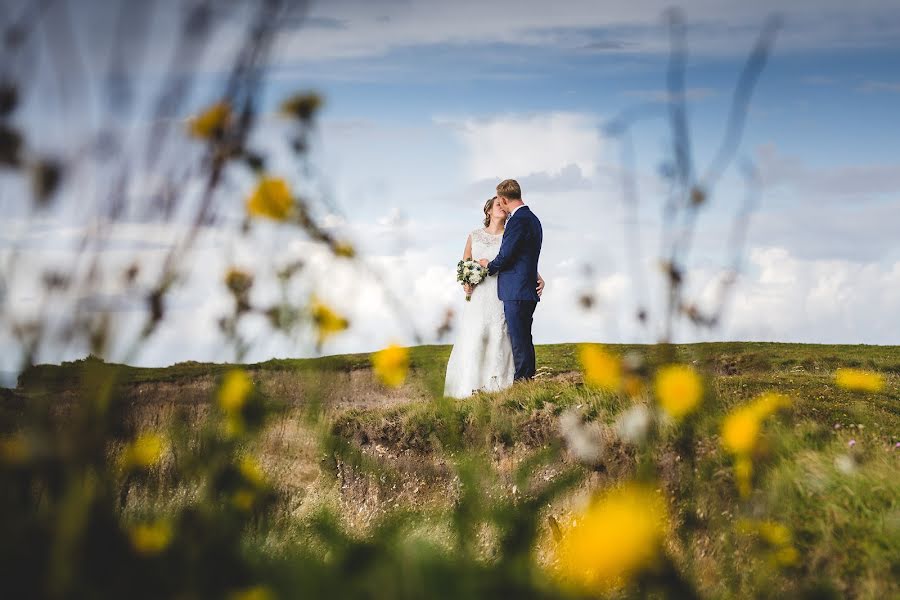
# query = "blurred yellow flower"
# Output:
<box><xmin>238</xmin><ymin>455</ymin><xmax>266</xmax><ymax>488</ymax></box>
<box><xmin>122</xmin><ymin>433</ymin><xmax>165</xmax><ymax>469</ymax></box>
<box><xmin>188</xmin><ymin>101</ymin><xmax>230</xmax><ymax>139</ymax></box>
<box><xmin>246</xmin><ymin>176</ymin><xmax>294</xmax><ymax>221</ymax></box>
<box><xmin>722</xmin><ymin>393</ymin><xmax>791</xmax><ymax>455</ymax></box>
<box><xmin>757</xmin><ymin>521</ymin><xmax>792</xmax><ymax>547</ymax></box>
<box><xmin>749</xmin><ymin>392</ymin><xmax>791</xmax><ymax>418</ymax></box>
<box><xmin>556</xmin><ymin>483</ymin><xmax>668</xmax><ymax>591</ymax></box>
<box><xmin>310</xmin><ymin>297</ymin><xmax>349</xmax><ymax>345</ymax></box>
<box><xmin>332</xmin><ymin>241</ymin><xmax>356</xmax><ymax>258</ymax></box>
<box><xmin>773</xmin><ymin>545</ymin><xmax>799</xmax><ymax>567</ymax></box>
<box><xmin>0</xmin><ymin>433</ymin><xmax>30</xmax><ymax>464</ymax></box>
<box><xmin>654</xmin><ymin>364</ymin><xmax>702</xmax><ymax>419</ymax></box>
<box><xmin>721</xmin><ymin>407</ymin><xmax>760</xmax><ymax>455</ymax></box>
<box><xmin>721</xmin><ymin>393</ymin><xmax>790</xmax><ymax>498</ymax></box>
<box><xmin>372</xmin><ymin>344</ymin><xmax>409</xmax><ymax>388</ymax></box>
<box><xmin>129</xmin><ymin>520</ymin><xmax>173</xmax><ymax>555</ymax></box>
<box><xmin>578</xmin><ymin>344</ymin><xmax>621</xmax><ymax>391</ymax></box>
<box><xmin>280</xmin><ymin>91</ymin><xmax>322</xmax><ymax>121</ymax></box>
<box><xmin>733</xmin><ymin>456</ymin><xmax>753</xmax><ymax>498</ymax></box>
<box><xmin>219</xmin><ymin>369</ymin><xmax>252</xmax><ymax>414</ymax></box>
<box><xmin>737</xmin><ymin>519</ymin><xmax>799</xmax><ymax>568</ymax></box>
<box><xmin>229</xmin><ymin>585</ymin><xmax>276</xmax><ymax>600</ymax></box>
<box><xmin>233</xmin><ymin>489</ymin><xmax>256</xmax><ymax>512</ymax></box>
<box><xmin>834</xmin><ymin>368</ymin><xmax>884</xmax><ymax>392</ymax></box>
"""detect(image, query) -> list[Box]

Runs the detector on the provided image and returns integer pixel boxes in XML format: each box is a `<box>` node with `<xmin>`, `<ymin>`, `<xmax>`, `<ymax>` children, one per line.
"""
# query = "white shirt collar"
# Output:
<box><xmin>508</xmin><ymin>203</ymin><xmax>526</xmax><ymax>218</ymax></box>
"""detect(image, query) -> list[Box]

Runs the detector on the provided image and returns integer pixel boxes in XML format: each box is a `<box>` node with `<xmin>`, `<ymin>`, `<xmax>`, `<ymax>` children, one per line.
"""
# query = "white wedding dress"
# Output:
<box><xmin>443</xmin><ymin>228</ymin><xmax>515</xmax><ymax>398</ymax></box>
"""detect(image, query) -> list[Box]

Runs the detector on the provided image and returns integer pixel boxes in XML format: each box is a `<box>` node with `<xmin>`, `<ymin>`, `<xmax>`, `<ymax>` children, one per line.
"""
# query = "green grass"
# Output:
<box><xmin>7</xmin><ymin>342</ymin><xmax>900</xmax><ymax>598</ymax></box>
<box><xmin>17</xmin><ymin>340</ymin><xmax>900</xmax><ymax>388</ymax></box>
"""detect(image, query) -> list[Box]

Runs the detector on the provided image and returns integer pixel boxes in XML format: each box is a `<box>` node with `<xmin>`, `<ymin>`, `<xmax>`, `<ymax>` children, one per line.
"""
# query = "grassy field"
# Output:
<box><xmin>4</xmin><ymin>342</ymin><xmax>899</xmax><ymax>598</ymax></box>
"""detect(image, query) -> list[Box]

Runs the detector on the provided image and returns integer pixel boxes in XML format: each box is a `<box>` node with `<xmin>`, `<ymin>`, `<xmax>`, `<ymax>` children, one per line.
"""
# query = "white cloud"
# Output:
<box><xmin>717</xmin><ymin>247</ymin><xmax>900</xmax><ymax>343</ymax></box>
<box><xmin>438</xmin><ymin>112</ymin><xmax>603</xmax><ymax>183</ymax></box>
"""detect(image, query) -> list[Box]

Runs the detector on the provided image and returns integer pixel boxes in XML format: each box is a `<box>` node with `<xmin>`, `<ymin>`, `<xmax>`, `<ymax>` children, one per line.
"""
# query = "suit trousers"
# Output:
<box><xmin>503</xmin><ymin>300</ymin><xmax>537</xmax><ymax>380</ymax></box>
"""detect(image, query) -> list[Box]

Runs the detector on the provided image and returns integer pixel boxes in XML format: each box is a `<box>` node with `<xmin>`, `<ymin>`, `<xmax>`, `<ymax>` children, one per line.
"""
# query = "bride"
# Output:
<box><xmin>443</xmin><ymin>197</ymin><xmax>544</xmax><ymax>398</ymax></box>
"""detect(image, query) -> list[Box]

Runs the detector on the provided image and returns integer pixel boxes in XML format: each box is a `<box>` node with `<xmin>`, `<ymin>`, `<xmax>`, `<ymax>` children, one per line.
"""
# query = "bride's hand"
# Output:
<box><xmin>536</xmin><ymin>275</ymin><xmax>545</xmax><ymax>297</ymax></box>
<box><xmin>463</xmin><ymin>283</ymin><xmax>474</xmax><ymax>295</ymax></box>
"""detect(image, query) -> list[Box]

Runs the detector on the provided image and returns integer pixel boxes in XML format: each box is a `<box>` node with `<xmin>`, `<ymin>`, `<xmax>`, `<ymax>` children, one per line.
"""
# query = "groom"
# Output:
<box><xmin>479</xmin><ymin>179</ymin><xmax>543</xmax><ymax>381</ymax></box>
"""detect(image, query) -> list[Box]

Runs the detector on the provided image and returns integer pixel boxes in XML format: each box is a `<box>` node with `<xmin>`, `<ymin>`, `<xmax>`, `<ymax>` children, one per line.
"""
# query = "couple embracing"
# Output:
<box><xmin>444</xmin><ymin>179</ymin><xmax>544</xmax><ymax>399</ymax></box>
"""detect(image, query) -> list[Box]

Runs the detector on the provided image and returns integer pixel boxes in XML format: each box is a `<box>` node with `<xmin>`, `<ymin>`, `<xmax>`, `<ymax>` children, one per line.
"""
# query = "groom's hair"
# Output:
<box><xmin>496</xmin><ymin>179</ymin><xmax>521</xmax><ymax>200</ymax></box>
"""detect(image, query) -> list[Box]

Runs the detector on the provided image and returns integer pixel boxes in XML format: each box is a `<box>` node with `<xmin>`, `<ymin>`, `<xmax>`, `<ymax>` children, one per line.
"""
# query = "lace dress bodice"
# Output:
<box><xmin>468</xmin><ymin>228</ymin><xmax>505</xmax><ymax>322</ymax></box>
<box><xmin>470</xmin><ymin>227</ymin><xmax>503</xmax><ymax>258</ymax></box>
<box><xmin>443</xmin><ymin>228</ymin><xmax>514</xmax><ymax>398</ymax></box>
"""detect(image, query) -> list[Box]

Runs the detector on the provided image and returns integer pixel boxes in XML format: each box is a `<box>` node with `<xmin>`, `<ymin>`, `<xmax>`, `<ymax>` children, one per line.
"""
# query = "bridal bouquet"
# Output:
<box><xmin>457</xmin><ymin>259</ymin><xmax>487</xmax><ymax>301</ymax></box>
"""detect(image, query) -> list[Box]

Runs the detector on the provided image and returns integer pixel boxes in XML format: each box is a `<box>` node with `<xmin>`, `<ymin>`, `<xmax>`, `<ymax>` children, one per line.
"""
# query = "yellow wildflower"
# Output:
<box><xmin>773</xmin><ymin>545</ymin><xmax>799</xmax><ymax>567</ymax></box>
<box><xmin>750</xmin><ymin>392</ymin><xmax>791</xmax><ymax>418</ymax></box>
<box><xmin>372</xmin><ymin>344</ymin><xmax>409</xmax><ymax>388</ymax></box>
<box><xmin>122</xmin><ymin>433</ymin><xmax>165</xmax><ymax>469</ymax></box>
<box><xmin>129</xmin><ymin>520</ymin><xmax>173</xmax><ymax>555</ymax></box>
<box><xmin>229</xmin><ymin>585</ymin><xmax>276</xmax><ymax>600</ymax></box>
<box><xmin>721</xmin><ymin>407</ymin><xmax>761</xmax><ymax>455</ymax></box>
<box><xmin>834</xmin><ymin>368</ymin><xmax>884</xmax><ymax>392</ymax></box>
<box><xmin>310</xmin><ymin>297</ymin><xmax>349</xmax><ymax>345</ymax></box>
<box><xmin>722</xmin><ymin>392</ymin><xmax>791</xmax><ymax>455</ymax></box>
<box><xmin>233</xmin><ymin>489</ymin><xmax>256</xmax><ymax>512</ymax></box>
<box><xmin>332</xmin><ymin>241</ymin><xmax>356</xmax><ymax>258</ymax></box>
<box><xmin>0</xmin><ymin>433</ymin><xmax>30</xmax><ymax>465</ymax></box>
<box><xmin>556</xmin><ymin>482</ymin><xmax>668</xmax><ymax>591</ymax></box>
<box><xmin>757</xmin><ymin>521</ymin><xmax>792</xmax><ymax>547</ymax></box>
<box><xmin>737</xmin><ymin>519</ymin><xmax>799</xmax><ymax>568</ymax></box>
<box><xmin>280</xmin><ymin>92</ymin><xmax>323</xmax><ymax>121</ymax></box>
<box><xmin>578</xmin><ymin>344</ymin><xmax>622</xmax><ymax>391</ymax></box>
<box><xmin>734</xmin><ymin>456</ymin><xmax>753</xmax><ymax>498</ymax></box>
<box><xmin>246</xmin><ymin>176</ymin><xmax>294</xmax><ymax>221</ymax></box>
<box><xmin>188</xmin><ymin>101</ymin><xmax>230</xmax><ymax>139</ymax></box>
<box><xmin>721</xmin><ymin>393</ymin><xmax>790</xmax><ymax>498</ymax></box>
<box><xmin>219</xmin><ymin>370</ymin><xmax>252</xmax><ymax>414</ymax></box>
<box><xmin>238</xmin><ymin>455</ymin><xmax>266</xmax><ymax>488</ymax></box>
<box><xmin>654</xmin><ymin>364</ymin><xmax>702</xmax><ymax>419</ymax></box>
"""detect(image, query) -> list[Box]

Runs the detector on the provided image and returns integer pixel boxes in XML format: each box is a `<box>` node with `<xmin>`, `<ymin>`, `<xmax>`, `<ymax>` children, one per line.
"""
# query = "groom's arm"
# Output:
<box><xmin>486</xmin><ymin>217</ymin><xmax>527</xmax><ymax>275</ymax></box>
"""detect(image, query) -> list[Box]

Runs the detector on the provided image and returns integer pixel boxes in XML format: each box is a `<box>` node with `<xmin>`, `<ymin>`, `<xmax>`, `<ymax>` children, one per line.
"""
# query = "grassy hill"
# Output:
<box><xmin>4</xmin><ymin>342</ymin><xmax>899</xmax><ymax>598</ymax></box>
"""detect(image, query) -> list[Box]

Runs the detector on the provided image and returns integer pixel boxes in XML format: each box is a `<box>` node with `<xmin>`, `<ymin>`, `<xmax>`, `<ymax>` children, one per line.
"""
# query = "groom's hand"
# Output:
<box><xmin>478</xmin><ymin>259</ymin><xmax>489</xmax><ymax>269</ymax></box>
<box><xmin>536</xmin><ymin>275</ymin><xmax>545</xmax><ymax>297</ymax></box>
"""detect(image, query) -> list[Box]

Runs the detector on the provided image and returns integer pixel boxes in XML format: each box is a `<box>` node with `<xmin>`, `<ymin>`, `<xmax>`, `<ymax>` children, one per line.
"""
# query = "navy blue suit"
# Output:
<box><xmin>487</xmin><ymin>206</ymin><xmax>542</xmax><ymax>380</ymax></box>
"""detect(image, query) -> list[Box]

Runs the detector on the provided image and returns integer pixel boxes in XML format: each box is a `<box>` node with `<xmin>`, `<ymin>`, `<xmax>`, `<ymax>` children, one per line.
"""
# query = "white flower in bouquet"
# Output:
<box><xmin>456</xmin><ymin>259</ymin><xmax>488</xmax><ymax>301</ymax></box>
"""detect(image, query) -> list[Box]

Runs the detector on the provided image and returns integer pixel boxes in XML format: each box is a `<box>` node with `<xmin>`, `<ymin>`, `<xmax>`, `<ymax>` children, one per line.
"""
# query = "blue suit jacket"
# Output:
<box><xmin>487</xmin><ymin>206</ymin><xmax>542</xmax><ymax>302</ymax></box>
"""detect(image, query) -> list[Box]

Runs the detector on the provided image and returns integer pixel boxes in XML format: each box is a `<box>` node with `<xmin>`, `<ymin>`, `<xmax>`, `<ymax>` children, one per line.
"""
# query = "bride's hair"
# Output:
<box><xmin>483</xmin><ymin>196</ymin><xmax>498</xmax><ymax>227</ymax></box>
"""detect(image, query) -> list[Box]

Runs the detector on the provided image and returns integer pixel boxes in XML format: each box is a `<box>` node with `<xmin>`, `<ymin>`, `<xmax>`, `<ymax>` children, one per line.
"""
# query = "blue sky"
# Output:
<box><xmin>2</xmin><ymin>0</ymin><xmax>900</xmax><ymax>375</ymax></box>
